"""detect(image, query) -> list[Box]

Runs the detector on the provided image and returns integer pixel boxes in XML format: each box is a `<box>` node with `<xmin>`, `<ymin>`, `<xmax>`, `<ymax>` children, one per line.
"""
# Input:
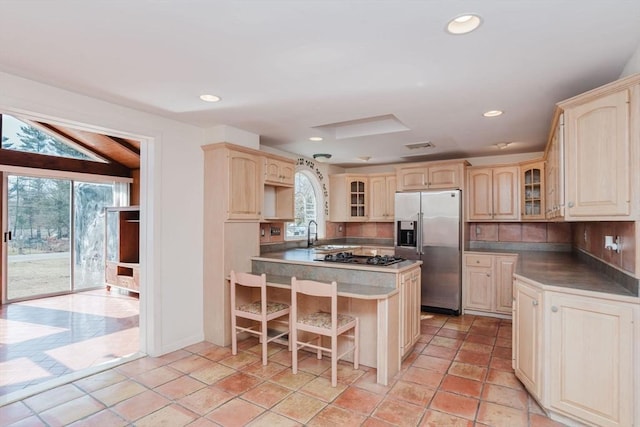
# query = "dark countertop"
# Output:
<box><xmin>466</xmin><ymin>248</ymin><xmax>639</xmax><ymax>299</ymax></box>
<box><xmin>253</xmin><ymin>249</ymin><xmax>422</xmax><ymax>273</ymax></box>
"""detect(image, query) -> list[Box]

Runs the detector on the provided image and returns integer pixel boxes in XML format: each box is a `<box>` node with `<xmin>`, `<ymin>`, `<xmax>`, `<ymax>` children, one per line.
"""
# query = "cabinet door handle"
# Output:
<box><xmin>551</xmin><ymin>306</ymin><xmax>558</xmax><ymax>312</ymax></box>
<box><xmin>532</xmin><ymin>300</ymin><xmax>538</xmax><ymax>306</ymax></box>
<box><xmin>486</xmin><ymin>273</ymin><xmax>490</xmax><ymax>277</ymax></box>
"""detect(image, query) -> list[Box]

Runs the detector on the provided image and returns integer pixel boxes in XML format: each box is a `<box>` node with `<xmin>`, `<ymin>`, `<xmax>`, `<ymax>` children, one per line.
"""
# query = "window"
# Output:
<box><xmin>1</xmin><ymin>114</ymin><xmax>105</xmax><ymax>162</ymax></box>
<box><xmin>286</xmin><ymin>171</ymin><xmax>318</xmax><ymax>239</ymax></box>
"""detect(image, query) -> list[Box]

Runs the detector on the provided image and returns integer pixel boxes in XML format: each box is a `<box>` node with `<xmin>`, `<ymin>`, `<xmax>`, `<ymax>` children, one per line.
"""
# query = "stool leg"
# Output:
<box><xmin>316</xmin><ymin>335</ymin><xmax>322</xmax><ymax>359</ymax></box>
<box><xmin>261</xmin><ymin>318</ymin><xmax>268</xmax><ymax>366</ymax></box>
<box><xmin>331</xmin><ymin>336</ymin><xmax>338</xmax><ymax>387</ymax></box>
<box><xmin>292</xmin><ymin>323</ymin><xmax>298</xmax><ymax>374</ymax></box>
<box><xmin>231</xmin><ymin>313</ymin><xmax>238</xmax><ymax>356</ymax></box>
<box><xmin>354</xmin><ymin>318</ymin><xmax>359</xmax><ymax>370</ymax></box>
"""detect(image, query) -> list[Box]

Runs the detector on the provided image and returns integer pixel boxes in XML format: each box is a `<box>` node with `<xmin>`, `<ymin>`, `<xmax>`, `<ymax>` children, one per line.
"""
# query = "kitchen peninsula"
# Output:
<box><xmin>250</xmin><ymin>249</ymin><xmax>422</xmax><ymax>385</ymax></box>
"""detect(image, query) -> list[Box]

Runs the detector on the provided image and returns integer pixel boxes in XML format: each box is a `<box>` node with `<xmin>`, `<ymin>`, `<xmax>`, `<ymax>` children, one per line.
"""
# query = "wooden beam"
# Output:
<box><xmin>0</xmin><ymin>148</ymin><xmax>132</xmax><ymax>177</ymax></box>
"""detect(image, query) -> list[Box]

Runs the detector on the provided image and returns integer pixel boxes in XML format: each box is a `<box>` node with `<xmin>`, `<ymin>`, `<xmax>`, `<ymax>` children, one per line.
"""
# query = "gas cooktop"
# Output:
<box><xmin>316</xmin><ymin>252</ymin><xmax>405</xmax><ymax>266</ymax></box>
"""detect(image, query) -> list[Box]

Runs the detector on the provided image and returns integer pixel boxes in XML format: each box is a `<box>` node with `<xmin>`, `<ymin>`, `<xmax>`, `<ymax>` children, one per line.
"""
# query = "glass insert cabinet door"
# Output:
<box><xmin>349</xmin><ymin>179</ymin><xmax>367</xmax><ymax>218</ymax></box>
<box><xmin>521</xmin><ymin>162</ymin><xmax>545</xmax><ymax>220</ymax></box>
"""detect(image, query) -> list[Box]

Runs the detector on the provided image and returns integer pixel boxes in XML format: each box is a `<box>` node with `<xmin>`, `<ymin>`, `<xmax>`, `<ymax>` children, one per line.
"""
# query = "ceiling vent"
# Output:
<box><xmin>404</xmin><ymin>141</ymin><xmax>435</xmax><ymax>150</ymax></box>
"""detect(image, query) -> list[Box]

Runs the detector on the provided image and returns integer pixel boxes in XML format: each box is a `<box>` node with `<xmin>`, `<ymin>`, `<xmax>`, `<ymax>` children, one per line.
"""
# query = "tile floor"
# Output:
<box><xmin>1</xmin><ymin>313</ymin><xmax>568</xmax><ymax>426</ymax></box>
<box><xmin>0</xmin><ymin>289</ymin><xmax>139</xmax><ymax>397</ymax></box>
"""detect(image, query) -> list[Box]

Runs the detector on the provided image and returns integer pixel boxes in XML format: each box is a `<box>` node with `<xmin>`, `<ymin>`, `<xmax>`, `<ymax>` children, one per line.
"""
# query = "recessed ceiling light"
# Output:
<box><xmin>496</xmin><ymin>142</ymin><xmax>510</xmax><ymax>150</ymax></box>
<box><xmin>358</xmin><ymin>156</ymin><xmax>371</xmax><ymax>162</ymax></box>
<box><xmin>483</xmin><ymin>110</ymin><xmax>503</xmax><ymax>117</ymax></box>
<box><xmin>309</xmin><ymin>137</ymin><xmax>323</xmax><ymax>142</ymax></box>
<box><xmin>446</xmin><ymin>14</ymin><xmax>482</xmax><ymax>35</ymax></box>
<box><xmin>199</xmin><ymin>94</ymin><xmax>221</xmax><ymax>102</ymax></box>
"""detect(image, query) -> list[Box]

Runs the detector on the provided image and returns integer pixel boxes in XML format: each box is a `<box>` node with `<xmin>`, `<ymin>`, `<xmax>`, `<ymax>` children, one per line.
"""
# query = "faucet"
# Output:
<box><xmin>307</xmin><ymin>220</ymin><xmax>318</xmax><ymax>248</ymax></box>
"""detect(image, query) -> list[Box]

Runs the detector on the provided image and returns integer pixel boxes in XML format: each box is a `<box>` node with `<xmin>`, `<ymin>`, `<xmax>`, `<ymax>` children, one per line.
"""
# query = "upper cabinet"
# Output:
<box><xmin>264</xmin><ymin>156</ymin><xmax>295</xmax><ymax>186</ymax></box>
<box><xmin>553</xmin><ymin>74</ymin><xmax>640</xmax><ymax>221</ymax></box>
<box><xmin>467</xmin><ymin>166</ymin><xmax>519</xmax><ymax>221</ymax></box>
<box><xmin>202</xmin><ymin>143</ymin><xmax>295</xmax><ymax>222</ymax></box>
<box><xmin>545</xmin><ymin>114</ymin><xmax>565</xmax><ymax>220</ymax></box>
<box><xmin>330</xmin><ymin>174</ymin><xmax>369</xmax><ymax>222</ymax></box>
<box><xmin>520</xmin><ymin>160</ymin><xmax>545</xmax><ymax>220</ymax></box>
<box><xmin>395</xmin><ymin>160</ymin><xmax>467</xmax><ymax>191</ymax></box>
<box><xmin>369</xmin><ymin>173</ymin><xmax>396</xmax><ymax>222</ymax></box>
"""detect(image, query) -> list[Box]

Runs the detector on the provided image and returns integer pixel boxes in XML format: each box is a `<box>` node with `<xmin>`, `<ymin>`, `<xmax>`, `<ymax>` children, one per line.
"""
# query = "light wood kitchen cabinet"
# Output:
<box><xmin>395</xmin><ymin>160</ymin><xmax>467</xmax><ymax>191</ymax></box>
<box><xmin>399</xmin><ymin>265</ymin><xmax>421</xmax><ymax>358</ymax></box>
<box><xmin>544</xmin><ymin>113</ymin><xmax>565</xmax><ymax>220</ymax></box>
<box><xmin>329</xmin><ymin>174</ymin><xmax>368</xmax><ymax>221</ymax></box>
<box><xmin>264</xmin><ymin>155</ymin><xmax>295</xmax><ymax>186</ymax></box>
<box><xmin>203</xmin><ymin>145</ymin><xmax>262</xmax><ymax>221</ymax></box>
<box><xmin>557</xmin><ymin>74</ymin><xmax>640</xmax><ymax>220</ymax></box>
<box><xmin>513</xmin><ymin>275</ymin><xmax>638</xmax><ymax>427</ymax></box>
<box><xmin>547</xmin><ymin>292</ymin><xmax>635</xmax><ymax>427</ymax></box>
<box><xmin>369</xmin><ymin>173</ymin><xmax>396</xmax><ymax>222</ymax></box>
<box><xmin>512</xmin><ymin>278</ymin><xmax>542</xmax><ymax>400</ymax></box>
<box><xmin>466</xmin><ymin>166</ymin><xmax>519</xmax><ymax>221</ymax></box>
<box><xmin>520</xmin><ymin>160</ymin><xmax>545</xmax><ymax>220</ymax></box>
<box><xmin>463</xmin><ymin>253</ymin><xmax>517</xmax><ymax>316</ymax></box>
<box><xmin>262</xmin><ymin>154</ymin><xmax>295</xmax><ymax>221</ymax></box>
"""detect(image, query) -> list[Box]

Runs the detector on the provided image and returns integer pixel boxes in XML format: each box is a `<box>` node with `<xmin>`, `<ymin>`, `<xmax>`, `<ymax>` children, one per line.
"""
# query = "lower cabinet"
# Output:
<box><xmin>513</xmin><ymin>277</ymin><xmax>638</xmax><ymax>427</ymax></box>
<box><xmin>399</xmin><ymin>266</ymin><xmax>421</xmax><ymax>358</ymax></box>
<box><xmin>463</xmin><ymin>253</ymin><xmax>517</xmax><ymax>316</ymax></box>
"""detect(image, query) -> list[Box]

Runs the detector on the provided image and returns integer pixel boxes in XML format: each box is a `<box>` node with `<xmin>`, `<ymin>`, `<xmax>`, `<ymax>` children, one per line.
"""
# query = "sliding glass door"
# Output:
<box><xmin>5</xmin><ymin>174</ymin><xmax>115</xmax><ymax>301</ymax></box>
<box><xmin>6</xmin><ymin>175</ymin><xmax>72</xmax><ymax>300</ymax></box>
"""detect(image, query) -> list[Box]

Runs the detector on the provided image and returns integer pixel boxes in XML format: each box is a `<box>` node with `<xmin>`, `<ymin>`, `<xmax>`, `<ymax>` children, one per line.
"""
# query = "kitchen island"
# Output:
<box><xmin>250</xmin><ymin>249</ymin><xmax>422</xmax><ymax>385</ymax></box>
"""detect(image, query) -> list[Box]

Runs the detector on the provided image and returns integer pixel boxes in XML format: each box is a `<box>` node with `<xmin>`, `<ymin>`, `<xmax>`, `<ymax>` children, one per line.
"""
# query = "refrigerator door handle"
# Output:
<box><xmin>417</xmin><ymin>212</ymin><xmax>423</xmax><ymax>255</ymax></box>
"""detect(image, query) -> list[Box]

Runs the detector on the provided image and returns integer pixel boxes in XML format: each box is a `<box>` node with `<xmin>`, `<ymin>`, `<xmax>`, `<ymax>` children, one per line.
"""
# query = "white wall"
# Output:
<box><xmin>0</xmin><ymin>71</ymin><xmax>206</xmax><ymax>356</ymax></box>
<box><xmin>621</xmin><ymin>42</ymin><xmax>640</xmax><ymax>77</ymax></box>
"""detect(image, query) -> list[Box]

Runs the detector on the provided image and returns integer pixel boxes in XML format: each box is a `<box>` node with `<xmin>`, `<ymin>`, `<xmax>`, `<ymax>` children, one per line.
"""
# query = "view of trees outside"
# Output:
<box><xmin>1</xmin><ymin>114</ymin><xmax>92</xmax><ymax>160</ymax></box>
<box><xmin>4</xmin><ymin>115</ymin><xmax>116</xmax><ymax>299</ymax></box>
<box><xmin>286</xmin><ymin>172</ymin><xmax>317</xmax><ymax>239</ymax></box>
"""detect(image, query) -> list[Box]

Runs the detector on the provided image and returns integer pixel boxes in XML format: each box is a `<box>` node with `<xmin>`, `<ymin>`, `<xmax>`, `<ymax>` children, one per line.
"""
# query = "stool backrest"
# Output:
<box><xmin>230</xmin><ymin>271</ymin><xmax>268</xmax><ymax>315</ymax></box>
<box><xmin>291</xmin><ymin>277</ymin><xmax>338</xmax><ymax>331</ymax></box>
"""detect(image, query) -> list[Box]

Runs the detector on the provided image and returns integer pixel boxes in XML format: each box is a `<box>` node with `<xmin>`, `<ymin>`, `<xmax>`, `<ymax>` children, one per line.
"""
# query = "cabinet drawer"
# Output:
<box><xmin>464</xmin><ymin>254</ymin><xmax>492</xmax><ymax>267</ymax></box>
<box><xmin>117</xmin><ymin>275</ymin><xmax>137</xmax><ymax>290</ymax></box>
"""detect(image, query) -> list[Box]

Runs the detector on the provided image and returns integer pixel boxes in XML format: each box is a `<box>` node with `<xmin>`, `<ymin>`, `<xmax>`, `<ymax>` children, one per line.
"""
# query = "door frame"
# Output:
<box><xmin>0</xmin><ymin>106</ymin><xmax>155</xmax><ymax>356</ymax></box>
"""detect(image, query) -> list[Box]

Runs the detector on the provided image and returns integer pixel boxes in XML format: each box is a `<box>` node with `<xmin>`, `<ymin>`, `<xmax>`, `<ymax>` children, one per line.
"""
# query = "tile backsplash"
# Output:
<box><xmin>469</xmin><ymin>222</ymin><xmax>572</xmax><ymax>243</ymax></box>
<box><xmin>572</xmin><ymin>221</ymin><xmax>636</xmax><ymax>274</ymax></box>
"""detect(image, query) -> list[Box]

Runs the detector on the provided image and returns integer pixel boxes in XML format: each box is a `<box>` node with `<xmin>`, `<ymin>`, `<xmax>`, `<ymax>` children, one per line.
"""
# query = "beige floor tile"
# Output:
<box><xmin>246</xmin><ymin>410</ymin><xmax>303</xmax><ymax>426</ymax></box>
<box><xmin>242</xmin><ymin>360</ymin><xmax>288</xmax><ymax>379</ymax></box>
<box><xmin>476</xmin><ymin>401</ymin><xmax>528</xmax><ymax>427</ymax></box>
<box><xmin>39</xmin><ymin>395</ymin><xmax>104</xmax><ymax>426</ymax></box>
<box><xmin>90</xmin><ymin>379</ymin><xmax>147</xmax><ymax>406</ymax></box>
<box><xmin>272</xmin><ymin>392</ymin><xmax>327</xmax><ymax>424</ymax></box>
<box><xmin>23</xmin><ymin>384</ymin><xmax>85</xmax><ymax>412</ymax></box>
<box><xmin>270</xmin><ymin>369</ymin><xmax>315</xmax><ymax>390</ymax></box>
<box><xmin>300</xmin><ymin>376</ymin><xmax>346</xmax><ymax>402</ymax></box>
<box><xmin>135</xmin><ymin>404</ymin><xmax>199</xmax><ymax>427</ymax></box>
<box><xmin>242</xmin><ymin>381</ymin><xmax>293</xmax><ymax>409</ymax></box>
<box><xmin>189</xmin><ymin>363</ymin><xmax>235</xmax><ymax>385</ymax></box>
<box><xmin>307</xmin><ymin>404</ymin><xmax>367</xmax><ymax>426</ymax></box>
<box><xmin>481</xmin><ymin>383</ymin><xmax>529</xmax><ymax>410</ymax></box>
<box><xmin>219</xmin><ymin>352</ymin><xmax>261</xmax><ymax>369</ymax></box>
<box><xmin>295</xmin><ymin>356</ymin><xmax>331</xmax><ymax>375</ymax></box>
<box><xmin>73</xmin><ymin>370</ymin><xmax>127</xmax><ymax>393</ymax></box>
<box><xmin>4</xmin><ymin>415</ymin><xmax>47</xmax><ymax>426</ymax></box>
<box><xmin>169</xmin><ymin>354</ymin><xmax>214</xmax><ymax>374</ymax></box>
<box><xmin>154</xmin><ymin>375</ymin><xmax>207</xmax><ymax>400</ymax></box>
<box><xmin>419</xmin><ymin>409</ymin><xmax>473</xmax><ymax>427</ymax></box>
<box><xmin>177</xmin><ymin>385</ymin><xmax>234</xmax><ymax>415</ymax></box>
<box><xmin>134</xmin><ymin>365</ymin><xmax>183</xmax><ymax>388</ymax></box>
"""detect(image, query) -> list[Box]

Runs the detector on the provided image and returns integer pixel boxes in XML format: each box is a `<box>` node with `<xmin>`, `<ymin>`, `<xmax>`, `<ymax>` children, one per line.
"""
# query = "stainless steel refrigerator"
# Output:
<box><xmin>394</xmin><ymin>190</ymin><xmax>462</xmax><ymax>314</ymax></box>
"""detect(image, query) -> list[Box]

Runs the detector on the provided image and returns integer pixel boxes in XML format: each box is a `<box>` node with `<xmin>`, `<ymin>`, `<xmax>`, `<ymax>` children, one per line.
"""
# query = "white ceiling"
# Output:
<box><xmin>1</xmin><ymin>1</ymin><xmax>639</xmax><ymax>167</ymax></box>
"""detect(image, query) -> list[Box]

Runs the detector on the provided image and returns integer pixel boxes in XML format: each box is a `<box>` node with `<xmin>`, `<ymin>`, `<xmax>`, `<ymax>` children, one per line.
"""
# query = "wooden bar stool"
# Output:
<box><xmin>230</xmin><ymin>271</ymin><xmax>290</xmax><ymax>365</ymax></box>
<box><xmin>290</xmin><ymin>277</ymin><xmax>359</xmax><ymax>387</ymax></box>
